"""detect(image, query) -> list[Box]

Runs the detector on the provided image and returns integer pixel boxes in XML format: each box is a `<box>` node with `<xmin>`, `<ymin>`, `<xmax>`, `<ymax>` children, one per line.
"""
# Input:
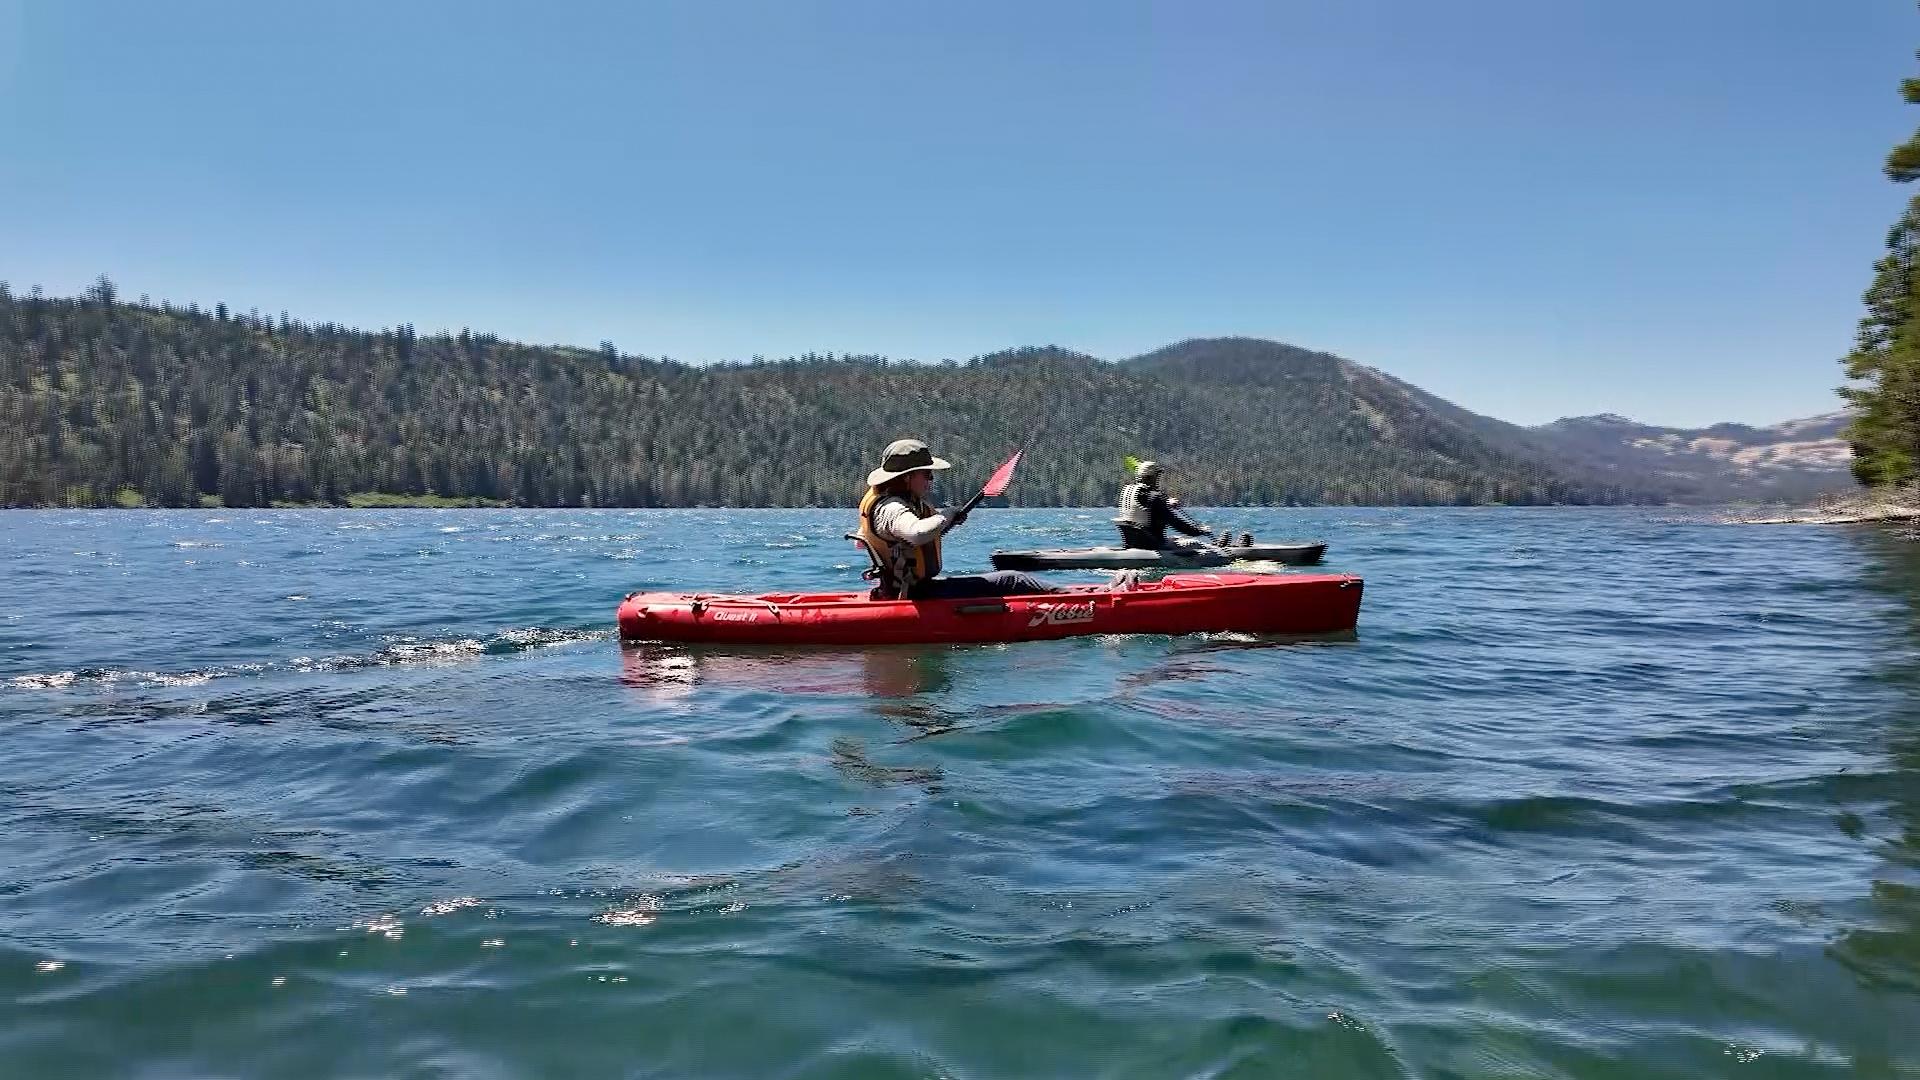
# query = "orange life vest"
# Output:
<box><xmin>857</xmin><ymin>487</ymin><xmax>943</xmax><ymax>598</ymax></box>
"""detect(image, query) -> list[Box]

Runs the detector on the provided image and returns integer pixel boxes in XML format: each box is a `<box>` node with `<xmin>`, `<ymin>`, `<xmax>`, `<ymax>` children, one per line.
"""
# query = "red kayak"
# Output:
<box><xmin>617</xmin><ymin>572</ymin><xmax>1363</xmax><ymax>646</ymax></box>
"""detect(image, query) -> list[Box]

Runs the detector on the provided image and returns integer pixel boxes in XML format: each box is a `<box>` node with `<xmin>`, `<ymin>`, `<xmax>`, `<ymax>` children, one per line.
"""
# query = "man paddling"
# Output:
<box><xmin>1113</xmin><ymin>460</ymin><xmax>1213</xmax><ymax>551</ymax></box>
<box><xmin>857</xmin><ymin>438</ymin><xmax>1078</xmax><ymax>600</ymax></box>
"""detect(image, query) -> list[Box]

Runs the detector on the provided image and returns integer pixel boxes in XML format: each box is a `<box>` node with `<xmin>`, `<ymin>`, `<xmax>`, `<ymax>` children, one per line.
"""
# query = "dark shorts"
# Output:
<box><xmin>909</xmin><ymin>570</ymin><xmax>1064</xmax><ymax>600</ymax></box>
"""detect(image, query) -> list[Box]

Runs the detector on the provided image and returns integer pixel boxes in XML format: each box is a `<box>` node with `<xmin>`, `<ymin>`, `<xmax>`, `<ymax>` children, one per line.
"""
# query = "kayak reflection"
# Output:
<box><xmin>619</xmin><ymin>642</ymin><xmax>955</xmax><ymax>700</ymax></box>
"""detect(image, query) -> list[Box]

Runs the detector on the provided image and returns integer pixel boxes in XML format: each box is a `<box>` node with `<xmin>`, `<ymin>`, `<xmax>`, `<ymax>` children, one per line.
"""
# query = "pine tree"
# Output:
<box><xmin>1842</xmin><ymin>201</ymin><xmax>1920</xmax><ymax>486</ymax></box>
<box><xmin>1842</xmin><ymin>28</ymin><xmax>1920</xmax><ymax>488</ymax></box>
<box><xmin>88</xmin><ymin>274</ymin><xmax>116</xmax><ymax>311</ymax></box>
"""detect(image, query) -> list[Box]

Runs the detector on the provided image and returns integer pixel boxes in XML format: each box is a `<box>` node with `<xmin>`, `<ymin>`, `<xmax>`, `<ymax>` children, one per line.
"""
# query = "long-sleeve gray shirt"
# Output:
<box><xmin>870</xmin><ymin>496</ymin><xmax>953</xmax><ymax>546</ymax></box>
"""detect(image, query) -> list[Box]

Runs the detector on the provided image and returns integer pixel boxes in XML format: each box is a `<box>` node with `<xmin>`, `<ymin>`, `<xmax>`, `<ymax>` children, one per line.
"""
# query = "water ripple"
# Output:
<box><xmin>0</xmin><ymin>507</ymin><xmax>1917</xmax><ymax>1076</ymax></box>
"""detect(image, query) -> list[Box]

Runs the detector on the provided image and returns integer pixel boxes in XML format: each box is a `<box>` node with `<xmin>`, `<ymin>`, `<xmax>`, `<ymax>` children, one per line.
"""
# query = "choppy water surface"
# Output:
<box><xmin>3</xmin><ymin>507</ymin><xmax>1919</xmax><ymax>1077</ymax></box>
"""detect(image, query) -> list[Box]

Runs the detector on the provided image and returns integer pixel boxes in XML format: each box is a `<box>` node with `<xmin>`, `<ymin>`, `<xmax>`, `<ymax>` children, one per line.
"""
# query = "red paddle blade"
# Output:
<box><xmin>981</xmin><ymin>450</ymin><xmax>1024</xmax><ymax>497</ymax></box>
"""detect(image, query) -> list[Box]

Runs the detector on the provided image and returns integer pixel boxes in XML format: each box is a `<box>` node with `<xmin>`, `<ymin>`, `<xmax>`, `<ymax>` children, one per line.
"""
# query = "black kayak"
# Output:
<box><xmin>991</xmin><ymin>541</ymin><xmax>1328</xmax><ymax>572</ymax></box>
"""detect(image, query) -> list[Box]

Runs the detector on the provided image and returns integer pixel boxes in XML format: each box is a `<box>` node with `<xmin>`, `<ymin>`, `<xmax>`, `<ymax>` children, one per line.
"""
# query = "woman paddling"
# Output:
<box><xmin>856</xmin><ymin>438</ymin><xmax>1081</xmax><ymax>600</ymax></box>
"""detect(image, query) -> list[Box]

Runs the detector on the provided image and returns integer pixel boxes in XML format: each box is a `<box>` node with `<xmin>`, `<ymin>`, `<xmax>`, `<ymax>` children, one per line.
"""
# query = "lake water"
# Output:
<box><xmin>2</xmin><ymin>507</ymin><xmax>1918</xmax><ymax>1078</ymax></box>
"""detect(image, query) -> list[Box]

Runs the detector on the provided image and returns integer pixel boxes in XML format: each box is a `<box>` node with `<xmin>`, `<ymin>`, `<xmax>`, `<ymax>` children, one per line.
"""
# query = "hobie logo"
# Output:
<box><xmin>1027</xmin><ymin>601</ymin><xmax>1096</xmax><ymax>627</ymax></box>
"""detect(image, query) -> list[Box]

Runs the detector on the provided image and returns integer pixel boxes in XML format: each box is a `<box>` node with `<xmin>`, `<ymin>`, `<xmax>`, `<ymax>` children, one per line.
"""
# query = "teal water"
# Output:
<box><xmin>2</xmin><ymin>507</ymin><xmax>1918</xmax><ymax>1078</ymax></box>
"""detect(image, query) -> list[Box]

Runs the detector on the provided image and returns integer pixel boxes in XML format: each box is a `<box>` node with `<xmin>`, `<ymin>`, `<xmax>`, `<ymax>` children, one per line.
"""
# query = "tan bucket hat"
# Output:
<box><xmin>866</xmin><ymin>438</ymin><xmax>952</xmax><ymax>487</ymax></box>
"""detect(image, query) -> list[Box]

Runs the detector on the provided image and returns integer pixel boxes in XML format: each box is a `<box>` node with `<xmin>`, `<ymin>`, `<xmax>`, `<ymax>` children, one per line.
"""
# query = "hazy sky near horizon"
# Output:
<box><xmin>0</xmin><ymin>0</ymin><xmax>1912</xmax><ymax>427</ymax></box>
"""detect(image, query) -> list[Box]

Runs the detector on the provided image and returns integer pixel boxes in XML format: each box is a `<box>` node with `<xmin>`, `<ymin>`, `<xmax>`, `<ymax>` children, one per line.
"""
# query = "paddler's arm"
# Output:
<box><xmin>1155</xmin><ymin>492</ymin><xmax>1211</xmax><ymax>537</ymax></box>
<box><xmin>871</xmin><ymin>498</ymin><xmax>958</xmax><ymax>546</ymax></box>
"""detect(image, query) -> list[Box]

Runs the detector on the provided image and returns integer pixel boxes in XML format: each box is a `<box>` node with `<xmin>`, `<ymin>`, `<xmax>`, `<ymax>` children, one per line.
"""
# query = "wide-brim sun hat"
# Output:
<box><xmin>867</xmin><ymin>438</ymin><xmax>952</xmax><ymax>487</ymax></box>
<box><xmin>1135</xmin><ymin>459</ymin><xmax>1163</xmax><ymax>481</ymax></box>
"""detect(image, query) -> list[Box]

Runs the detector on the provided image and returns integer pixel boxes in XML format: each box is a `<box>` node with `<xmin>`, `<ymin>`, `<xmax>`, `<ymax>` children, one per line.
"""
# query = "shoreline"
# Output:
<box><xmin>1727</xmin><ymin>490</ymin><xmax>1920</xmax><ymax>526</ymax></box>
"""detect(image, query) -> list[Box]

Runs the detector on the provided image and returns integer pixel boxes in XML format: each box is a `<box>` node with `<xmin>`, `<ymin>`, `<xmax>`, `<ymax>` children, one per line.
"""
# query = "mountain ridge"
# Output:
<box><xmin>1527</xmin><ymin>409</ymin><xmax>1852</xmax><ymax>502</ymax></box>
<box><xmin>0</xmin><ymin>290</ymin><xmax>1854</xmax><ymax>508</ymax></box>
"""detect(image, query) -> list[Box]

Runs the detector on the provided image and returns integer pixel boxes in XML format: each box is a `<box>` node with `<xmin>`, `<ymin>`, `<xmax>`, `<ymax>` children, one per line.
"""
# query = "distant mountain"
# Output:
<box><xmin>1123</xmin><ymin>336</ymin><xmax>1856</xmax><ymax>503</ymax></box>
<box><xmin>0</xmin><ymin>287</ymin><xmax>1854</xmax><ymax>508</ymax></box>
<box><xmin>1117</xmin><ymin>337</ymin><xmax>1640</xmax><ymax>503</ymax></box>
<box><xmin>1528</xmin><ymin>411</ymin><xmax>1854</xmax><ymax>503</ymax></box>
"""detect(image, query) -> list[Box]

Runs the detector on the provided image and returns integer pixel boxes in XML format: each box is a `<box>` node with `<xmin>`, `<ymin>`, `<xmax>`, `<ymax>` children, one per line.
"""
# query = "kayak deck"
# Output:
<box><xmin>991</xmin><ymin>541</ymin><xmax>1327</xmax><ymax>571</ymax></box>
<box><xmin>618</xmin><ymin>572</ymin><xmax>1363</xmax><ymax>646</ymax></box>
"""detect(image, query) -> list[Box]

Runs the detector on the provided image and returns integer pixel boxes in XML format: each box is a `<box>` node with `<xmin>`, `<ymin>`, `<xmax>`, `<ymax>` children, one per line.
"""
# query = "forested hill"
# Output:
<box><xmin>0</xmin><ymin>282</ymin><xmax>1803</xmax><ymax>508</ymax></box>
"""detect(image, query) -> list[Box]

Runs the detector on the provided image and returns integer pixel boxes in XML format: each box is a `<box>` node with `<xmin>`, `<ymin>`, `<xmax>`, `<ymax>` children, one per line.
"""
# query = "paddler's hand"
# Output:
<box><xmin>945</xmin><ymin>507</ymin><xmax>970</xmax><ymax>531</ymax></box>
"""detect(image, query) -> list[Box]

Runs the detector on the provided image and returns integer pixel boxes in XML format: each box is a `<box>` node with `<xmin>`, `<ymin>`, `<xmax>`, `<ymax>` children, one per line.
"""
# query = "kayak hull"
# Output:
<box><xmin>990</xmin><ymin>542</ymin><xmax>1327</xmax><ymax>571</ymax></box>
<box><xmin>617</xmin><ymin>572</ymin><xmax>1362</xmax><ymax>646</ymax></box>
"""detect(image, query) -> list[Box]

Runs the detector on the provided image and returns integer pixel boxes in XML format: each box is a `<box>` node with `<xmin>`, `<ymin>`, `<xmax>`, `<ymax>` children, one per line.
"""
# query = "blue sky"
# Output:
<box><xmin>0</xmin><ymin>0</ymin><xmax>1912</xmax><ymax>426</ymax></box>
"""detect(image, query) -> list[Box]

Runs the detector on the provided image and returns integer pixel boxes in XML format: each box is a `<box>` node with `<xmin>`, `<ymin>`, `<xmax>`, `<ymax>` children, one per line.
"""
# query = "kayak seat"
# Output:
<box><xmin>844</xmin><ymin>533</ymin><xmax>889</xmax><ymax>601</ymax></box>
